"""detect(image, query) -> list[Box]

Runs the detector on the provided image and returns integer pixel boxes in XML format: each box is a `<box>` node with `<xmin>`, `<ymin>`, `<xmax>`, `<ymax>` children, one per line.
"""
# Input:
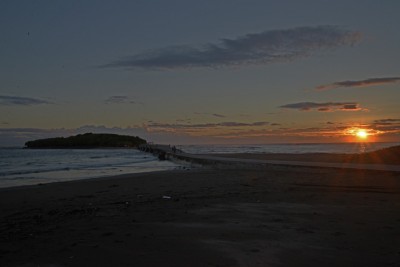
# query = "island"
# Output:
<box><xmin>24</xmin><ymin>133</ymin><xmax>147</xmax><ymax>148</ymax></box>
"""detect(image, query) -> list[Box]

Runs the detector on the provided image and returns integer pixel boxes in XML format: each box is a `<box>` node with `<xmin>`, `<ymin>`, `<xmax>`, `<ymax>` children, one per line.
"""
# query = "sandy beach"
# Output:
<box><xmin>1</xmin><ymin>161</ymin><xmax>400</xmax><ymax>266</ymax></box>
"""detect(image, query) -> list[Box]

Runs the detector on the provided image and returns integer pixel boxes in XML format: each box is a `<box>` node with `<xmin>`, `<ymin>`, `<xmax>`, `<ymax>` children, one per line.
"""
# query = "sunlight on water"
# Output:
<box><xmin>179</xmin><ymin>142</ymin><xmax>398</xmax><ymax>154</ymax></box>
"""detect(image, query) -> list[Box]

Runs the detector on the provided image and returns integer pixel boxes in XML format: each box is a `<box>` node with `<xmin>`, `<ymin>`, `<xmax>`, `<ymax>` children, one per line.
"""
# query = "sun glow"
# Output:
<box><xmin>343</xmin><ymin>127</ymin><xmax>377</xmax><ymax>142</ymax></box>
<box><xmin>356</xmin><ymin>129</ymin><xmax>368</xmax><ymax>139</ymax></box>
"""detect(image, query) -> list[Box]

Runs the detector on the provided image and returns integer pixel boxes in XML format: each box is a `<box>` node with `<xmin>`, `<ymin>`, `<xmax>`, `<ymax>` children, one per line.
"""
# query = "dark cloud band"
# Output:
<box><xmin>280</xmin><ymin>102</ymin><xmax>363</xmax><ymax>112</ymax></box>
<box><xmin>104</xmin><ymin>96</ymin><xmax>137</xmax><ymax>104</ymax></box>
<box><xmin>316</xmin><ymin>77</ymin><xmax>400</xmax><ymax>91</ymax></box>
<box><xmin>0</xmin><ymin>96</ymin><xmax>52</xmax><ymax>106</ymax></box>
<box><xmin>147</xmin><ymin>121</ymin><xmax>270</xmax><ymax>129</ymax></box>
<box><xmin>101</xmin><ymin>26</ymin><xmax>362</xmax><ymax>70</ymax></box>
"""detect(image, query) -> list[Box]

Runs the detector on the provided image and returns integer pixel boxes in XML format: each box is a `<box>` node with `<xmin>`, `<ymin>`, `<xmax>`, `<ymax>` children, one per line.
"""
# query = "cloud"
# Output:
<box><xmin>194</xmin><ymin>112</ymin><xmax>226</xmax><ymax>118</ymax></box>
<box><xmin>2</xmin><ymin>118</ymin><xmax>399</xmax><ymax>147</ymax></box>
<box><xmin>144</xmin><ymin>121</ymin><xmax>274</xmax><ymax>141</ymax></box>
<box><xmin>104</xmin><ymin>96</ymin><xmax>139</xmax><ymax>104</ymax></box>
<box><xmin>100</xmin><ymin>26</ymin><xmax>362</xmax><ymax>70</ymax></box>
<box><xmin>372</xmin><ymin>119</ymin><xmax>400</xmax><ymax>132</ymax></box>
<box><xmin>212</xmin><ymin>113</ymin><xmax>226</xmax><ymax>118</ymax></box>
<box><xmin>316</xmin><ymin>77</ymin><xmax>400</xmax><ymax>91</ymax></box>
<box><xmin>373</xmin><ymin>118</ymin><xmax>400</xmax><ymax>125</ymax></box>
<box><xmin>147</xmin><ymin>121</ymin><xmax>270</xmax><ymax>130</ymax></box>
<box><xmin>279</xmin><ymin>102</ymin><xmax>364</xmax><ymax>112</ymax></box>
<box><xmin>0</xmin><ymin>95</ymin><xmax>52</xmax><ymax>106</ymax></box>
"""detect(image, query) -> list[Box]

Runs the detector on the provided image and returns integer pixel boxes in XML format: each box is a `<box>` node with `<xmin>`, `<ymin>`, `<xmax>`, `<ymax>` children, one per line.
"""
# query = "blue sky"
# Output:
<box><xmin>1</xmin><ymin>0</ymin><xmax>399</xmax><ymax>146</ymax></box>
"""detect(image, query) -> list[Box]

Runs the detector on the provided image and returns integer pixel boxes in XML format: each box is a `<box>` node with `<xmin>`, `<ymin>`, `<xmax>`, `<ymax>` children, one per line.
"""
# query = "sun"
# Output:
<box><xmin>344</xmin><ymin>127</ymin><xmax>378</xmax><ymax>142</ymax></box>
<box><xmin>356</xmin><ymin>129</ymin><xmax>368</xmax><ymax>140</ymax></box>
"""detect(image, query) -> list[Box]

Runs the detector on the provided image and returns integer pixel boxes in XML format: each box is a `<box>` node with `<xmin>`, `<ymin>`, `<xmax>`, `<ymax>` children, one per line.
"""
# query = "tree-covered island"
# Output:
<box><xmin>25</xmin><ymin>133</ymin><xmax>147</xmax><ymax>148</ymax></box>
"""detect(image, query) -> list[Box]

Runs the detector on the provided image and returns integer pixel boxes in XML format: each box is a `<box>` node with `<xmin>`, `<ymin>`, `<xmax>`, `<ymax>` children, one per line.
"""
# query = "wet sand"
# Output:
<box><xmin>1</xmin><ymin>164</ymin><xmax>400</xmax><ymax>266</ymax></box>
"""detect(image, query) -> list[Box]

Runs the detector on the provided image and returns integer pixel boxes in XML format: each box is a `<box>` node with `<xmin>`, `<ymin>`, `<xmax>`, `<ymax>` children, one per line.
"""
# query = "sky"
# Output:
<box><xmin>1</xmin><ymin>0</ymin><xmax>400</xmax><ymax>146</ymax></box>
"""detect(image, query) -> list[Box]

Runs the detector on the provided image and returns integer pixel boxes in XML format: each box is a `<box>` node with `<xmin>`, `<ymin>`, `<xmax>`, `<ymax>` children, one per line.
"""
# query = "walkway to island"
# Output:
<box><xmin>139</xmin><ymin>144</ymin><xmax>400</xmax><ymax>172</ymax></box>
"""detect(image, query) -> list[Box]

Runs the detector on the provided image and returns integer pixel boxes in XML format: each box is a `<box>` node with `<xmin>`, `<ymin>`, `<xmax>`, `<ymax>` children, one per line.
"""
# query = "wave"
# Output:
<box><xmin>0</xmin><ymin>148</ymin><xmax>181</xmax><ymax>188</ymax></box>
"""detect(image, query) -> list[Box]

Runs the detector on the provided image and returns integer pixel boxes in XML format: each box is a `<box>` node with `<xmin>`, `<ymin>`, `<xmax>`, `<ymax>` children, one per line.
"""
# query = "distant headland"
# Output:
<box><xmin>24</xmin><ymin>133</ymin><xmax>147</xmax><ymax>149</ymax></box>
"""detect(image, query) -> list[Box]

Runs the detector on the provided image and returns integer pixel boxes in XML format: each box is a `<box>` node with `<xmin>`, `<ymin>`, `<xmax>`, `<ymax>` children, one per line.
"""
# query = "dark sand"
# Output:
<box><xmin>1</xmin><ymin>164</ymin><xmax>400</xmax><ymax>266</ymax></box>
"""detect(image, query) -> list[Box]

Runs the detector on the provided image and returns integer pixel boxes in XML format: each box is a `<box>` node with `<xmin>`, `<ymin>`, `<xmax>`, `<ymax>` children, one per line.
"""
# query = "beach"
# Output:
<box><xmin>1</xmin><ymin>160</ymin><xmax>400</xmax><ymax>267</ymax></box>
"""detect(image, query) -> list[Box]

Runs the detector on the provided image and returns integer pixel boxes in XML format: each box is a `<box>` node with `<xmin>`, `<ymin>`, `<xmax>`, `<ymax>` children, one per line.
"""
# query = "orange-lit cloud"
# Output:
<box><xmin>144</xmin><ymin>118</ymin><xmax>400</xmax><ymax>142</ymax></box>
<box><xmin>2</xmin><ymin>117</ymin><xmax>400</xmax><ymax>146</ymax></box>
<box><xmin>371</xmin><ymin>118</ymin><xmax>400</xmax><ymax>133</ymax></box>
<box><xmin>316</xmin><ymin>77</ymin><xmax>400</xmax><ymax>91</ymax></box>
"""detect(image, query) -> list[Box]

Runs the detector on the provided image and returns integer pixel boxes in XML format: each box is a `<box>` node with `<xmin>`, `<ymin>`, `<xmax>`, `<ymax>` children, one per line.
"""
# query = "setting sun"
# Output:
<box><xmin>356</xmin><ymin>129</ymin><xmax>368</xmax><ymax>139</ymax></box>
<box><xmin>343</xmin><ymin>127</ymin><xmax>377</xmax><ymax>142</ymax></box>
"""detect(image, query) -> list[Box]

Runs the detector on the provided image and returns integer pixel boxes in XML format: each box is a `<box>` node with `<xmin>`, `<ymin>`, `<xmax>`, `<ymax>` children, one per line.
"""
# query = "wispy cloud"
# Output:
<box><xmin>2</xmin><ymin>118</ymin><xmax>399</xmax><ymax>147</ymax></box>
<box><xmin>104</xmin><ymin>96</ymin><xmax>139</xmax><ymax>104</ymax></box>
<box><xmin>144</xmin><ymin>121</ymin><xmax>272</xmax><ymax>140</ymax></box>
<box><xmin>100</xmin><ymin>26</ymin><xmax>362</xmax><ymax>70</ymax></box>
<box><xmin>279</xmin><ymin>102</ymin><xmax>364</xmax><ymax>112</ymax></box>
<box><xmin>213</xmin><ymin>126</ymin><xmax>345</xmax><ymax>139</ymax></box>
<box><xmin>194</xmin><ymin>112</ymin><xmax>226</xmax><ymax>118</ymax></box>
<box><xmin>0</xmin><ymin>95</ymin><xmax>52</xmax><ymax>106</ymax></box>
<box><xmin>147</xmin><ymin>121</ymin><xmax>270</xmax><ymax>130</ymax></box>
<box><xmin>212</xmin><ymin>113</ymin><xmax>226</xmax><ymax>118</ymax></box>
<box><xmin>316</xmin><ymin>77</ymin><xmax>400</xmax><ymax>91</ymax></box>
<box><xmin>373</xmin><ymin>118</ymin><xmax>400</xmax><ymax>125</ymax></box>
<box><xmin>372</xmin><ymin>119</ymin><xmax>400</xmax><ymax>132</ymax></box>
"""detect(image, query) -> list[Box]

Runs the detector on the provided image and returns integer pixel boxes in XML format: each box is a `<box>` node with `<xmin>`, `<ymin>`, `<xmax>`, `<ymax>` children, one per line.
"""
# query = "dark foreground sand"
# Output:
<box><xmin>1</xmin><ymin>164</ymin><xmax>400</xmax><ymax>267</ymax></box>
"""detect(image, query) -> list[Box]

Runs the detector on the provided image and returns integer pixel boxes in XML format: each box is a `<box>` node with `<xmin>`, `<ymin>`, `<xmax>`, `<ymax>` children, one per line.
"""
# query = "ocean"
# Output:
<box><xmin>1</xmin><ymin>142</ymin><xmax>398</xmax><ymax>188</ymax></box>
<box><xmin>179</xmin><ymin>142</ymin><xmax>398</xmax><ymax>154</ymax></box>
<box><xmin>0</xmin><ymin>148</ymin><xmax>181</xmax><ymax>189</ymax></box>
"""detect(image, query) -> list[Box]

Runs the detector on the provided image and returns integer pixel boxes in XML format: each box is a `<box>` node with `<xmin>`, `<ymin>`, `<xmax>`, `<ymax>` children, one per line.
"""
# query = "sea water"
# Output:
<box><xmin>1</xmin><ymin>142</ymin><xmax>398</xmax><ymax>188</ymax></box>
<box><xmin>179</xmin><ymin>142</ymin><xmax>399</xmax><ymax>154</ymax></box>
<box><xmin>0</xmin><ymin>148</ymin><xmax>181</xmax><ymax>188</ymax></box>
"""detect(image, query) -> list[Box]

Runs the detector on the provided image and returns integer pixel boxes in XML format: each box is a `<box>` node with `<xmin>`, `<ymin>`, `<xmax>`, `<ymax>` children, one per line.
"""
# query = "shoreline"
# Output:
<box><xmin>0</xmin><ymin>165</ymin><xmax>188</xmax><ymax>190</ymax></box>
<box><xmin>2</xmin><ymin>146</ymin><xmax>400</xmax><ymax>190</ymax></box>
<box><xmin>1</xmin><ymin>165</ymin><xmax>400</xmax><ymax>266</ymax></box>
